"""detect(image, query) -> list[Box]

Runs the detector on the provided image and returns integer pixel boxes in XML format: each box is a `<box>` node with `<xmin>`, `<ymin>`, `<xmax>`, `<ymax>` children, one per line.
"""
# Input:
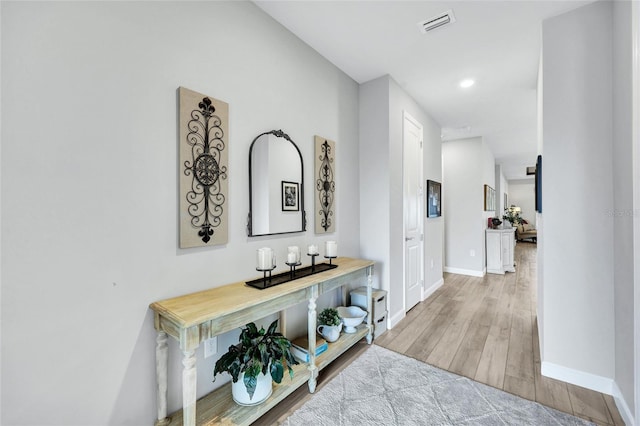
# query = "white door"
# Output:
<box><xmin>403</xmin><ymin>111</ymin><xmax>423</xmax><ymax>312</ymax></box>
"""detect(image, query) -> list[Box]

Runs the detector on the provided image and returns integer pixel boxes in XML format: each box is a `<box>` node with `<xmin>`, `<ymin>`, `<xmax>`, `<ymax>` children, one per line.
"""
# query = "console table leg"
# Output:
<box><xmin>307</xmin><ymin>290</ymin><xmax>318</xmax><ymax>393</ymax></box>
<box><xmin>155</xmin><ymin>331</ymin><xmax>170</xmax><ymax>426</ymax></box>
<box><xmin>182</xmin><ymin>350</ymin><xmax>197</xmax><ymax>426</ymax></box>
<box><xmin>366</xmin><ymin>267</ymin><xmax>373</xmax><ymax>344</ymax></box>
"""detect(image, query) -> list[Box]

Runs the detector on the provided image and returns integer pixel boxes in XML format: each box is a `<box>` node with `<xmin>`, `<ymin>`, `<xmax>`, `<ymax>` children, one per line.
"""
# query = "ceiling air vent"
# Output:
<box><xmin>418</xmin><ymin>10</ymin><xmax>456</xmax><ymax>34</ymax></box>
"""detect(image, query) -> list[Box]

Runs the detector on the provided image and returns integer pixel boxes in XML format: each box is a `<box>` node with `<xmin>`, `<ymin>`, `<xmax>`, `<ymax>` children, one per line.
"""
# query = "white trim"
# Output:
<box><xmin>422</xmin><ymin>277</ymin><xmax>443</xmax><ymax>301</ymax></box>
<box><xmin>541</xmin><ymin>361</ymin><xmax>614</xmax><ymax>395</ymax></box>
<box><xmin>444</xmin><ymin>266</ymin><xmax>485</xmax><ymax>278</ymax></box>
<box><xmin>612</xmin><ymin>381</ymin><xmax>636</xmax><ymax>426</ymax></box>
<box><xmin>633</xmin><ymin>1</ymin><xmax>640</xmax><ymax>423</ymax></box>
<box><xmin>389</xmin><ymin>309</ymin><xmax>406</xmax><ymax>329</ymax></box>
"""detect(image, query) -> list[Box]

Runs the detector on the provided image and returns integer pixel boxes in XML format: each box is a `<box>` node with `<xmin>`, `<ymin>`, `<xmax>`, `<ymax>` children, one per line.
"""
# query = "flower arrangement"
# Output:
<box><xmin>502</xmin><ymin>205</ymin><xmax>522</xmax><ymax>226</ymax></box>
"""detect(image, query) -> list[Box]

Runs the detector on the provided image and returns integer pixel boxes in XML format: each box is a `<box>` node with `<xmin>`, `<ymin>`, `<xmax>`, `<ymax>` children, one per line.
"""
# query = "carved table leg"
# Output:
<box><xmin>307</xmin><ymin>286</ymin><xmax>318</xmax><ymax>393</ymax></box>
<box><xmin>366</xmin><ymin>266</ymin><xmax>373</xmax><ymax>344</ymax></box>
<box><xmin>182</xmin><ymin>350</ymin><xmax>197</xmax><ymax>426</ymax></box>
<box><xmin>155</xmin><ymin>331</ymin><xmax>171</xmax><ymax>426</ymax></box>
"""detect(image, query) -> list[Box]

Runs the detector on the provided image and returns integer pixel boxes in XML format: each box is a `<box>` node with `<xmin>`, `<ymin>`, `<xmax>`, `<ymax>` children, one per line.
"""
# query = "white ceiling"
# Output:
<box><xmin>255</xmin><ymin>0</ymin><xmax>590</xmax><ymax>180</ymax></box>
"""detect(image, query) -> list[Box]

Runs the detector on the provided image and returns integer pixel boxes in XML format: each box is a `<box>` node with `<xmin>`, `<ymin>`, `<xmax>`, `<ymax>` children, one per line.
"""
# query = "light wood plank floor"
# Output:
<box><xmin>375</xmin><ymin>243</ymin><xmax>625</xmax><ymax>426</ymax></box>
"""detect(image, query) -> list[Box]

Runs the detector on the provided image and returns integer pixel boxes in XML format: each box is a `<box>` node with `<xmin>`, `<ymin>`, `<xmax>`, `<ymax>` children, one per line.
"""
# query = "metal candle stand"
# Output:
<box><xmin>256</xmin><ymin>266</ymin><xmax>276</xmax><ymax>287</ymax></box>
<box><xmin>285</xmin><ymin>261</ymin><xmax>302</xmax><ymax>280</ymax></box>
<box><xmin>324</xmin><ymin>255</ymin><xmax>337</xmax><ymax>266</ymax></box>
<box><xmin>308</xmin><ymin>253</ymin><xmax>319</xmax><ymax>272</ymax></box>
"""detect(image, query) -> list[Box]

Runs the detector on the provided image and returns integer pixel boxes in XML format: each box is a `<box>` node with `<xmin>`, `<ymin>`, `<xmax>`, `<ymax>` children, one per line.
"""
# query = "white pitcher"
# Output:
<box><xmin>317</xmin><ymin>323</ymin><xmax>342</xmax><ymax>343</ymax></box>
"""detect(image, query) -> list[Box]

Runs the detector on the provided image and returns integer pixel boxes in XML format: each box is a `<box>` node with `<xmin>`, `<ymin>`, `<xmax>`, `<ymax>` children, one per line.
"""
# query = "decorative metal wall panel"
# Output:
<box><xmin>179</xmin><ymin>87</ymin><xmax>229</xmax><ymax>248</ymax></box>
<box><xmin>314</xmin><ymin>136</ymin><xmax>336</xmax><ymax>234</ymax></box>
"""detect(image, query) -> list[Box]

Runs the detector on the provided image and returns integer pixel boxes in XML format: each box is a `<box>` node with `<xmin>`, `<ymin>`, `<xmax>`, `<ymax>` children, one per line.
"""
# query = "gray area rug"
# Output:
<box><xmin>284</xmin><ymin>345</ymin><xmax>594</xmax><ymax>425</ymax></box>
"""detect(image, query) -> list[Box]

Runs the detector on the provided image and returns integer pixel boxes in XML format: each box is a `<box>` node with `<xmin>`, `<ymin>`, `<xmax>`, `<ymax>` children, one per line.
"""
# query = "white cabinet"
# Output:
<box><xmin>486</xmin><ymin>228</ymin><xmax>515</xmax><ymax>274</ymax></box>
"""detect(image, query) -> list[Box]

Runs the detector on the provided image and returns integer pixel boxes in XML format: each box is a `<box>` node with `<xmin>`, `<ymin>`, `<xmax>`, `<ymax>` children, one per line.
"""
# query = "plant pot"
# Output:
<box><xmin>317</xmin><ymin>323</ymin><xmax>342</xmax><ymax>342</ymax></box>
<box><xmin>232</xmin><ymin>371</ymin><xmax>273</xmax><ymax>406</ymax></box>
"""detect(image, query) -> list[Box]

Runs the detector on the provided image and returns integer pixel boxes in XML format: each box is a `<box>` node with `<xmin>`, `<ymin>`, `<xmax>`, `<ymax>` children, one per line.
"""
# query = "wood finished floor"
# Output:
<box><xmin>375</xmin><ymin>243</ymin><xmax>625</xmax><ymax>426</ymax></box>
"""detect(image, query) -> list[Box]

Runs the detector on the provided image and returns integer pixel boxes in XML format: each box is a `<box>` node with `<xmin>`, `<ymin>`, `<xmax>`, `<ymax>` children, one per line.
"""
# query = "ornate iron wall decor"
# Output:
<box><xmin>179</xmin><ymin>87</ymin><xmax>229</xmax><ymax>248</ymax></box>
<box><xmin>314</xmin><ymin>136</ymin><xmax>336</xmax><ymax>233</ymax></box>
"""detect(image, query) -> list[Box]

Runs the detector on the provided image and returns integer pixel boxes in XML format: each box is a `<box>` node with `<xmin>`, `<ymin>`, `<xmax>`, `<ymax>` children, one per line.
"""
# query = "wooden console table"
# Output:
<box><xmin>149</xmin><ymin>257</ymin><xmax>374</xmax><ymax>426</ymax></box>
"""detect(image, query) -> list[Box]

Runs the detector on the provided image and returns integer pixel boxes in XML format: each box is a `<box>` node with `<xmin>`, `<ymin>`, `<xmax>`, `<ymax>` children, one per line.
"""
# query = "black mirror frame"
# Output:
<box><xmin>247</xmin><ymin>129</ymin><xmax>306</xmax><ymax>236</ymax></box>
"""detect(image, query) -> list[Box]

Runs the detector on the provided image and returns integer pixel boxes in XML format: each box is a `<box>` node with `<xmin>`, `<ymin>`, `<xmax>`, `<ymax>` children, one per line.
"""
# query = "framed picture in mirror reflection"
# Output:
<box><xmin>282</xmin><ymin>181</ymin><xmax>299</xmax><ymax>211</ymax></box>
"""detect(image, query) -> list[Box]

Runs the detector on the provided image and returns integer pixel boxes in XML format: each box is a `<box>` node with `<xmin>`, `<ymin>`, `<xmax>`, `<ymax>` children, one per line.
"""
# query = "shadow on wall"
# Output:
<box><xmin>108</xmin><ymin>311</ymin><xmax>156</xmax><ymax>424</ymax></box>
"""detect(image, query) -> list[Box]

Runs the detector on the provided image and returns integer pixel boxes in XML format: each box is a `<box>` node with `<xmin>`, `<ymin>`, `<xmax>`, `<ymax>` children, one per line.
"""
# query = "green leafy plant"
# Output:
<box><xmin>318</xmin><ymin>307</ymin><xmax>341</xmax><ymax>327</ymax></box>
<box><xmin>213</xmin><ymin>319</ymin><xmax>298</xmax><ymax>400</ymax></box>
<box><xmin>502</xmin><ymin>206</ymin><xmax>522</xmax><ymax>226</ymax></box>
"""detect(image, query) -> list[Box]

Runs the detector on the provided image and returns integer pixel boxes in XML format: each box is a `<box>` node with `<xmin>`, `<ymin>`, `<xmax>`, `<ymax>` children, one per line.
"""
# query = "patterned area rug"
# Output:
<box><xmin>284</xmin><ymin>345</ymin><xmax>594</xmax><ymax>425</ymax></box>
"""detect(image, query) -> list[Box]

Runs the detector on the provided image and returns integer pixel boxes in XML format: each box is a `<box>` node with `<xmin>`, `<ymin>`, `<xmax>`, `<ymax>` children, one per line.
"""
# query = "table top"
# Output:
<box><xmin>149</xmin><ymin>257</ymin><xmax>374</xmax><ymax>329</ymax></box>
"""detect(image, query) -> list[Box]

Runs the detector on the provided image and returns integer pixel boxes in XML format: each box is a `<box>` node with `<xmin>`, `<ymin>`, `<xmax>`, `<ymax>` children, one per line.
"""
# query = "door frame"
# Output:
<box><xmin>631</xmin><ymin>1</ymin><xmax>640</xmax><ymax>423</ymax></box>
<box><xmin>402</xmin><ymin>110</ymin><xmax>424</xmax><ymax>313</ymax></box>
<box><xmin>632</xmin><ymin>0</ymin><xmax>640</xmax><ymax>422</ymax></box>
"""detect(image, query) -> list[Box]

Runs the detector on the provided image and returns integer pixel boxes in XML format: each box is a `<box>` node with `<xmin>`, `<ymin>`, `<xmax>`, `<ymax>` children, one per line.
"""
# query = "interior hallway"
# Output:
<box><xmin>375</xmin><ymin>243</ymin><xmax>624</xmax><ymax>426</ymax></box>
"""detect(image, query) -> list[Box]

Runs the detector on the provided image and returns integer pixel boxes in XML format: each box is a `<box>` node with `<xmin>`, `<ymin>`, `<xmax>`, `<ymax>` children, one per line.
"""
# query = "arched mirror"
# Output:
<box><xmin>248</xmin><ymin>130</ymin><xmax>306</xmax><ymax>236</ymax></box>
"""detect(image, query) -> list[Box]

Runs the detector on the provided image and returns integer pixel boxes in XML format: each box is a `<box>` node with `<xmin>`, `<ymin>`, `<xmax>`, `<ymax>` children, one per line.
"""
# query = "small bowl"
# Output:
<box><xmin>337</xmin><ymin>306</ymin><xmax>367</xmax><ymax>333</ymax></box>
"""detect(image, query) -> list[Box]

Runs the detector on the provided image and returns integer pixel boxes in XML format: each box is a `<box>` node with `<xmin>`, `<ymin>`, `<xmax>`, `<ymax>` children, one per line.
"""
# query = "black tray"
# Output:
<box><xmin>246</xmin><ymin>262</ymin><xmax>338</xmax><ymax>290</ymax></box>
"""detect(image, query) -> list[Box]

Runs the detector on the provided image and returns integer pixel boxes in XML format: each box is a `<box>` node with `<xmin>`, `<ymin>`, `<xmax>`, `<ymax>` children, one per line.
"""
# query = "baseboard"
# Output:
<box><xmin>612</xmin><ymin>381</ymin><xmax>636</xmax><ymax>426</ymax></box>
<box><xmin>389</xmin><ymin>309</ymin><xmax>405</xmax><ymax>329</ymax></box>
<box><xmin>540</xmin><ymin>361</ymin><xmax>614</xmax><ymax>395</ymax></box>
<box><xmin>443</xmin><ymin>266</ymin><xmax>485</xmax><ymax>277</ymax></box>
<box><xmin>422</xmin><ymin>277</ymin><xmax>443</xmax><ymax>301</ymax></box>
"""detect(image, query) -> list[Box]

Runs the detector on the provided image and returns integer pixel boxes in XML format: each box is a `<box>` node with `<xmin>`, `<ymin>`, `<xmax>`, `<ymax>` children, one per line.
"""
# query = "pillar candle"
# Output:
<box><xmin>257</xmin><ymin>247</ymin><xmax>272</xmax><ymax>270</ymax></box>
<box><xmin>308</xmin><ymin>244</ymin><xmax>318</xmax><ymax>255</ymax></box>
<box><xmin>288</xmin><ymin>246</ymin><xmax>300</xmax><ymax>263</ymax></box>
<box><xmin>325</xmin><ymin>241</ymin><xmax>337</xmax><ymax>257</ymax></box>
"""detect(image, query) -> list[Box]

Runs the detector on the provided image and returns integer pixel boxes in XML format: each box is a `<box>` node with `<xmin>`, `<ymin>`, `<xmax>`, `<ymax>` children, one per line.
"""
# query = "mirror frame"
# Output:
<box><xmin>247</xmin><ymin>129</ymin><xmax>306</xmax><ymax>236</ymax></box>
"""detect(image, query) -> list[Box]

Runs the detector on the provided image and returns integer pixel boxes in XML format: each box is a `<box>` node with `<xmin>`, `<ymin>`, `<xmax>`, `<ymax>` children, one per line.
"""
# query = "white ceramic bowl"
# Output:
<box><xmin>337</xmin><ymin>306</ymin><xmax>367</xmax><ymax>333</ymax></box>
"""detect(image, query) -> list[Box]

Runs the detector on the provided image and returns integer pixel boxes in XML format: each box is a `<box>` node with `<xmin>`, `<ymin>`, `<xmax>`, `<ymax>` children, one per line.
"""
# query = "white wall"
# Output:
<box><xmin>612</xmin><ymin>0</ymin><xmax>636</xmax><ymax>418</ymax></box>
<box><xmin>422</xmin><ymin>102</ymin><xmax>445</xmax><ymax>297</ymax></box>
<box><xmin>442</xmin><ymin>137</ymin><xmax>495</xmax><ymax>276</ymax></box>
<box><xmin>495</xmin><ymin>164</ymin><xmax>508</xmax><ymax>216</ymax></box>
<box><xmin>541</xmin><ymin>0</ymin><xmax>615</xmax><ymax>389</ymax></box>
<box><xmin>360</xmin><ymin>75</ymin><xmax>443</xmax><ymax>327</ymax></box>
<box><xmin>508</xmin><ymin>179</ymin><xmax>536</xmax><ymax>226</ymax></box>
<box><xmin>1</xmin><ymin>2</ymin><xmax>361</xmax><ymax>424</ymax></box>
<box><xmin>359</xmin><ymin>76</ymin><xmax>390</xmax><ymax>310</ymax></box>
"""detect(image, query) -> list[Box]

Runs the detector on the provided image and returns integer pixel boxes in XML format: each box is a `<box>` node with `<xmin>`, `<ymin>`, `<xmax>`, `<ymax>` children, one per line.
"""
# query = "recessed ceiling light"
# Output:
<box><xmin>459</xmin><ymin>79</ymin><xmax>475</xmax><ymax>88</ymax></box>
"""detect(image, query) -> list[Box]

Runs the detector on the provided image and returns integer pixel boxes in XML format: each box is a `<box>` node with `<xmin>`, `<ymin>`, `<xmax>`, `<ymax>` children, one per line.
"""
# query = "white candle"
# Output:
<box><xmin>257</xmin><ymin>247</ymin><xmax>272</xmax><ymax>270</ymax></box>
<box><xmin>308</xmin><ymin>244</ymin><xmax>318</xmax><ymax>255</ymax></box>
<box><xmin>288</xmin><ymin>246</ymin><xmax>300</xmax><ymax>263</ymax></box>
<box><xmin>325</xmin><ymin>241</ymin><xmax>337</xmax><ymax>257</ymax></box>
<box><xmin>287</xmin><ymin>252</ymin><xmax>297</xmax><ymax>264</ymax></box>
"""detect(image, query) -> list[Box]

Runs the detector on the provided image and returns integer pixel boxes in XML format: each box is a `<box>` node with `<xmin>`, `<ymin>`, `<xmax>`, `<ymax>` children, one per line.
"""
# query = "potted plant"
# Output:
<box><xmin>214</xmin><ymin>319</ymin><xmax>298</xmax><ymax>405</ymax></box>
<box><xmin>502</xmin><ymin>206</ymin><xmax>522</xmax><ymax>227</ymax></box>
<box><xmin>317</xmin><ymin>307</ymin><xmax>342</xmax><ymax>343</ymax></box>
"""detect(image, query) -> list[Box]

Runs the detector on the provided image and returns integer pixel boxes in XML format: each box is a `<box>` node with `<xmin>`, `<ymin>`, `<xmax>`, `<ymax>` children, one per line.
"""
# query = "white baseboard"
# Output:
<box><xmin>422</xmin><ymin>277</ymin><xmax>444</xmax><ymax>301</ymax></box>
<box><xmin>443</xmin><ymin>266</ymin><xmax>485</xmax><ymax>277</ymax></box>
<box><xmin>389</xmin><ymin>309</ymin><xmax>405</xmax><ymax>329</ymax></box>
<box><xmin>540</xmin><ymin>361</ymin><xmax>614</xmax><ymax>395</ymax></box>
<box><xmin>612</xmin><ymin>381</ymin><xmax>636</xmax><ymax>426</ymax></box>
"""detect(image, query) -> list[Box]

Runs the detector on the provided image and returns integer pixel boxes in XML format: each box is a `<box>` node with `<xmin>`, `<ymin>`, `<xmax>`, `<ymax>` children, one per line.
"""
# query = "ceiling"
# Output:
<box><xmin>255</xmin><ymin>0</ymin><xmax>590</xmax><ymax>180</ymax></box>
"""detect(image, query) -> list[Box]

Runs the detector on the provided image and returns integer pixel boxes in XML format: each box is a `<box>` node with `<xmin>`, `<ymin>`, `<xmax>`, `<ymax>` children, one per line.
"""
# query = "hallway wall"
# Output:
<box><xmin>541</xmin><ymin>0</ymin><xmax>624</xmax><ymax>407</ymax></box>
<box><xmin>1</xmin><ymin>2</ymin><xmax>361</xmax><ymax>424</ymax></box>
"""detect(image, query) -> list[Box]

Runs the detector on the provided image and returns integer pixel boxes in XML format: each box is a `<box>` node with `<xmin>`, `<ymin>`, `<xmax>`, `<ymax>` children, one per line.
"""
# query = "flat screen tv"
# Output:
<box><xmin>535</xmin><ymin>155</ymin><xmax>542</xmax><ymax>213</ymax></box>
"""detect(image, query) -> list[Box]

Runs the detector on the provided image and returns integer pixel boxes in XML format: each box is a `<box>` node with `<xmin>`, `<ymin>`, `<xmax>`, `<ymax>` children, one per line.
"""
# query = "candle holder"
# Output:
<box><xmin>324</xmin><ymin>255</ymin><xmax>337</xmax><ymax>266</ymax></box>
<box><xmin>285</xmin><ymin>261</ymin><xmax>302</xmax><ymax>280</ymax></box>
<box><xmin>256</xmin><ymin>266</ymin><xmax>276</xmax><ymax>287</ymax></box>
<box><xmin>308</xmin><ymin>252</ymin><xmax>319</xmax><ymax>272</ymax></box>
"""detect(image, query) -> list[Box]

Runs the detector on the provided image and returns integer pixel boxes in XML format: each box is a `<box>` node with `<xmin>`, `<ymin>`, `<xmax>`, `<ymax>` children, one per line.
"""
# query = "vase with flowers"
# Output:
<box><xmin>502</xmin><ymin>205</ymin><xmax>522</xmax><ymax>227</ymax></box>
